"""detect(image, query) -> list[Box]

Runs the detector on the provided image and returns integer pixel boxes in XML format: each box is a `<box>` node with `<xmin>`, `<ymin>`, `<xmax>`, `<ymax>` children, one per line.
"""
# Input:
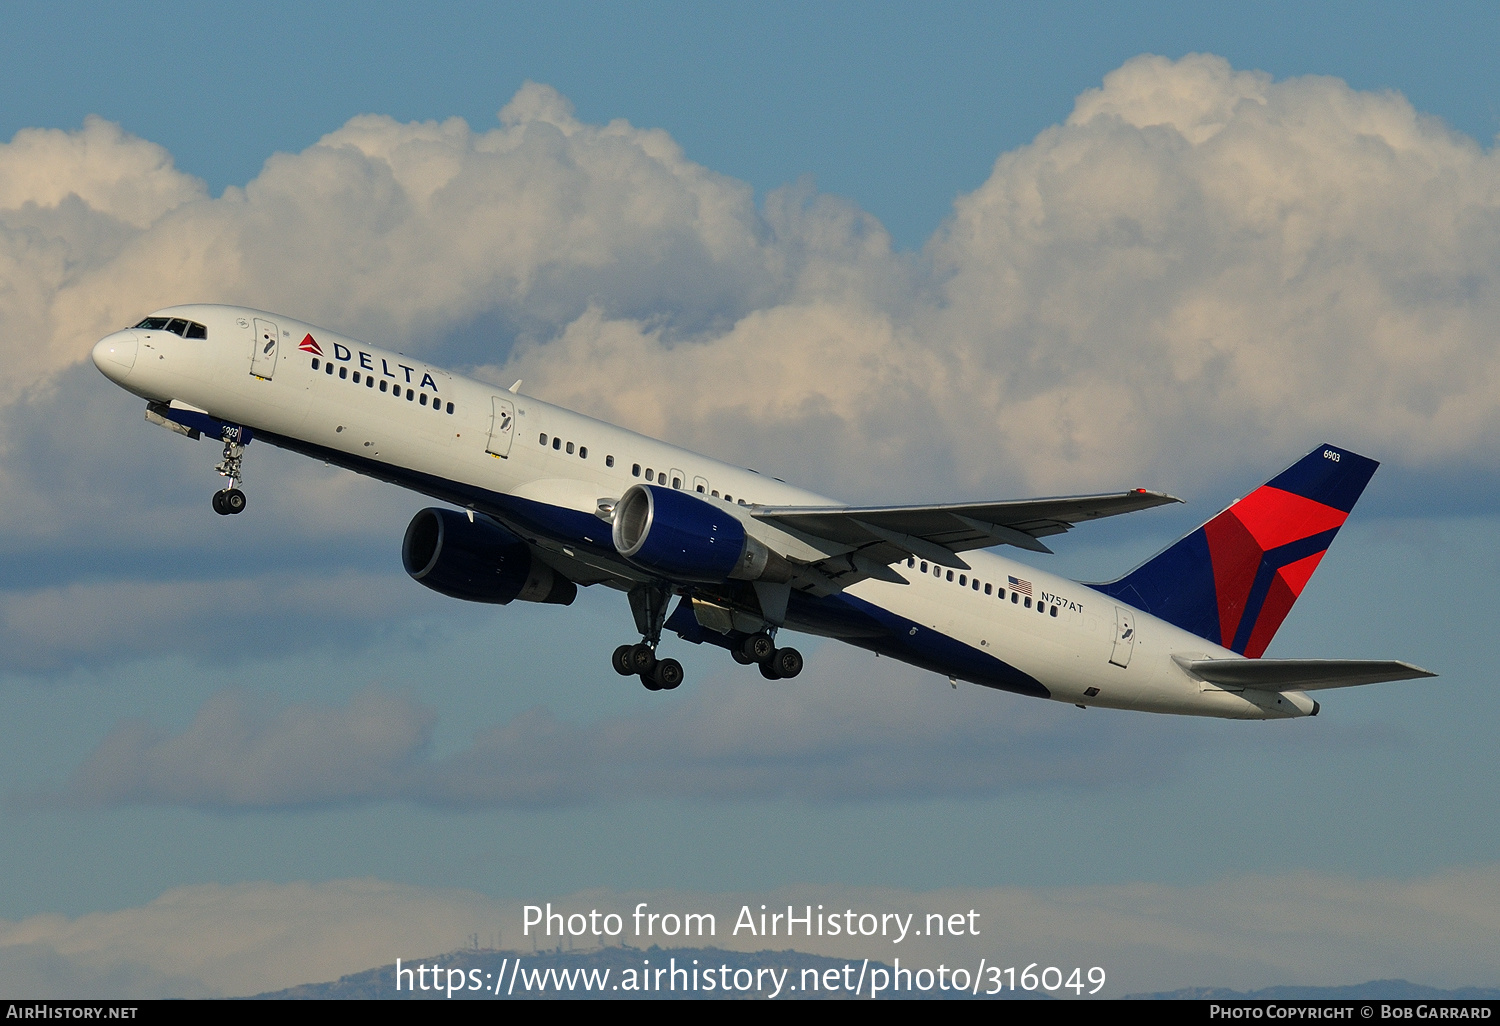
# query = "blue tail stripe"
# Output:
<box><xmin>1097</xmin><ymin>528</ymin><xmax>1220</xmax><ymax>643</ymax></box>
<box><xmin>1265</xmin><ymin>445</ymin><xmax>1379</xmax><ymax>513</ymax></box>
<box><xmin>1229</xmin><ymin>526</ymin><xmax>1343</xmax><ymax>653</ymax></box>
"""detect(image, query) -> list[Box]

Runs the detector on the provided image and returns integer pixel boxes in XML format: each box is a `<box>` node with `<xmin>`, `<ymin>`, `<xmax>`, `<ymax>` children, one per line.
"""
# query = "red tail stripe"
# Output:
<box><xmin>1229</xmin><ymin>486</ymin><xmax>1348</xmax><ymax>551</ymax></box>
<box><xmin>1244</xmin><ymin>573</ymin><xmax>1300</xmax><ymax>658</ymax></box>
<box><xmin>1276</xmin><ymin>550</ymin><xmax>1326</xmax><ymax>599</ymax></box>
<box><xmin>1203</xmin><ymin>512</ymin><xmax>1262</xmax><ymax>647</ymax></box>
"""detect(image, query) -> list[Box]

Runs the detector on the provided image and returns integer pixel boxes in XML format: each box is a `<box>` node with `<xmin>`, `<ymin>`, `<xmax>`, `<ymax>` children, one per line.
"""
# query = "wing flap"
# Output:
<box><xmin>1179</xmin><ymin>657</ymin><xmax>1437</xmax><ymax>692</ymax></box>
<box><xmin>754</xmin><ymin>490</ymin><xmax>1181</xmax><ymax>563</ymax></box>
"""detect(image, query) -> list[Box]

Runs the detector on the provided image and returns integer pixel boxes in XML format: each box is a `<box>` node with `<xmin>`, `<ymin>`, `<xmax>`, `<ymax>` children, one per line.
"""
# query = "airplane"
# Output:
<box><xmin>90</xmin><ymin>304</ymin><xmax>1435</xmax><ymax>718</ymax></box>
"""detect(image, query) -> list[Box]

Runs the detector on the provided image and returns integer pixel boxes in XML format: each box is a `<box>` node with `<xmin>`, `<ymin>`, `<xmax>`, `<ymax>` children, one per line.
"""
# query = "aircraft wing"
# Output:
<box><xmin>1180</xmin><ymin>658</ymin><xmax>1437</xmax><ymax>692</ymax></box>
<box><xmin>752</xmin><ymin>489</ymin><xmax>1181</xmax><ymax>571</ymax></box>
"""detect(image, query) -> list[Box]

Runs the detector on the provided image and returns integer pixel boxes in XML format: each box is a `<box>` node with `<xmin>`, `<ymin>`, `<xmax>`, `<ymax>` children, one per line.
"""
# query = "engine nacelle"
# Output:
<box><xmin>402</xmin><ymin>507</ymin><xmax>575</xmax><ymax>605</ymax></box>
<box><xmin>612</xmin><ymin>483</ymin><xmax>777</xmax><ymax>583</ymax></box>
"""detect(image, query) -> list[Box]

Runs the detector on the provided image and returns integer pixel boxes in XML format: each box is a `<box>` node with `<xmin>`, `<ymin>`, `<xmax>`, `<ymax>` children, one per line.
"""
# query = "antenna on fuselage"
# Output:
<box><xmin>508</xmin><ymin>380</ymin><xmax>522</xmax><ymax>394</ymax></box>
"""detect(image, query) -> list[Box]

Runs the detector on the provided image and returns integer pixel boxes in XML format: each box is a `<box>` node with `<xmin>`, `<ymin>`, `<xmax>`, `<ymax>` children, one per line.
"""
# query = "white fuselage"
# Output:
<box><xmin>92</xmin><ymin>304</ymin><xmax>1314</xmax><ymax>720</ymax></box>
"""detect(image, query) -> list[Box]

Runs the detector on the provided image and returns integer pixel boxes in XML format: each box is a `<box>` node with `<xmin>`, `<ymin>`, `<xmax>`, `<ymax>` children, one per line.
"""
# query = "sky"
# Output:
<box><xmin>2</xmin><ymin>0</ymin><xmax>1499</xmax><ymax>999</ymax></box>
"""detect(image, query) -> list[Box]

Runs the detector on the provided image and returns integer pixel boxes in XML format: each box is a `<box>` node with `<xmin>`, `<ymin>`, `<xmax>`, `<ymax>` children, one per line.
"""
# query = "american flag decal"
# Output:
<box><xmin>1008</xmin><ymin>575</ymin><xmax>1032</xmax><ymax>597</ymax></box>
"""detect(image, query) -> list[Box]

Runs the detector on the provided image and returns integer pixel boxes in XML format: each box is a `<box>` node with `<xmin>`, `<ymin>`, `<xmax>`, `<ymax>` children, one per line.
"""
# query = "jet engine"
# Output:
<box><xmin>402</xmin><ymin>507</ymin><xmax>575</xmax><ymax>605</ymax></box>
<box><xmin>611</xmin><ymin>484</ymin><xmax>788</xmax><ymax>583</ymax></box>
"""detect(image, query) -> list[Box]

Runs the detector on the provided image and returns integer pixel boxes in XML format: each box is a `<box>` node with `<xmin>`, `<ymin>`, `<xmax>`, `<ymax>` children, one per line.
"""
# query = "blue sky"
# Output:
<box><xmin>1</xmin><ymin>0</ymin><xmax>1498</xmax><ymax>998</ymax></box>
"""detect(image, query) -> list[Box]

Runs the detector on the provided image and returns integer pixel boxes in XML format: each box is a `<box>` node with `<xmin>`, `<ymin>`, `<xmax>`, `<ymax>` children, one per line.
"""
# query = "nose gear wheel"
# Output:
<box><xmin>211</xmin><ymin>427</ymin><xmax>249</xmax><ymax>515</ymax></box>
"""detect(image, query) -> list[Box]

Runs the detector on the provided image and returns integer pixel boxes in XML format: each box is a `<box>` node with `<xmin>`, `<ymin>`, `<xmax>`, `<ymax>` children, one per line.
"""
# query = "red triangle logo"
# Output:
<box><xmin>297</xmin><ymin>334</ymin><xmax>323</xmax><ymax>356</ymax></box>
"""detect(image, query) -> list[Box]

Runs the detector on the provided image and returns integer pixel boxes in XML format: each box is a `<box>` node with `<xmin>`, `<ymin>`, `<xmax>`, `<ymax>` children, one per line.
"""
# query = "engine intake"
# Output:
<box><xmin>402</xmin><ymin>507</ymin><xmax>575</xmax><ymax>605</ymax></box>
<box><xmin>612</xmin><ymin>484</ymin><xmax>782</xmax><ymax>583</ymax></box>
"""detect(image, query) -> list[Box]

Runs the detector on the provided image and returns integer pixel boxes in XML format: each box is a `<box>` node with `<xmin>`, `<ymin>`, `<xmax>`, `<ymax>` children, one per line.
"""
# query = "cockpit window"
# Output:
<box><xmin>133</xmin><ymin>317</ymin><xmax>208</xmax><ymax>339</ymax></box>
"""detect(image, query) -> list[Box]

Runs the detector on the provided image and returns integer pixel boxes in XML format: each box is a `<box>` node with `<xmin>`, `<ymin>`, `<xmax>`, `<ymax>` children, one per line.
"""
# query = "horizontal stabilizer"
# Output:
<box><xmin>1178</xmin><ymin>657</ymin><xmax>1437</xmax><ymax>692</ymax></box>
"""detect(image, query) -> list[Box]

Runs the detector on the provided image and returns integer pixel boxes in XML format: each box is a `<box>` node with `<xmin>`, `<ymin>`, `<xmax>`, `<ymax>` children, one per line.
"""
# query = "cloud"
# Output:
<box><xmin>0</xmin><ymin>570</ymin><xmax>423</xmax><ymax>673</ymax></box>
<box><xmin>2</xmin><ymin>868</ymin><xmax>1497</xmax><ymax>997</ymax></box>
<box><xmin>506</xmin><ymin>55</ymin><xmax>1500</xmax><ymax>498</ymax></box>
<box><xmin>0</xmin><ymin>878</ymin><xmax>508</xmax><ymax>999</ymax></box>
<box><xmin>5</xmin><ymin>54</ymin><xmax>1500</xmax><ymax>668</ymax></box>
<box><xmin>33</xmin><ymin>647</ymin><xmax>1189</xmax><ymax>809</ymax></box>
<box><xmin>7</xmin><ymin>56</ymin><xmax>1496</xmax><ymax>501</ymax></box>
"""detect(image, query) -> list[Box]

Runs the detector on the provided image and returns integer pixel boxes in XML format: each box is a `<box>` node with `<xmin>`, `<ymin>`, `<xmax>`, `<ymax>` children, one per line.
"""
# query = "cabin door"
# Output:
<box><xmin>251</xmin><ymin>318</ymin><xmax>279</xmax><ymax>379</ymax></box>
<box><xmin>487</xmin><ymin>396</ymin><xmax>516</xmax><ymax>457</ymax></box>
<box><xmin>1109</xmin><ymin>606</ymin><xmax>1136</xmax><ymax>668</ymax></box>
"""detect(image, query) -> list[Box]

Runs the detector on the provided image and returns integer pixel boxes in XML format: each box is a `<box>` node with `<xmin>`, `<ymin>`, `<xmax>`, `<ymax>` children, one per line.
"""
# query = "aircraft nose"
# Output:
<box><xmin>92</xmin><ymin>331</ymin><xmax>138</xmax><ymax>381</ymax></box>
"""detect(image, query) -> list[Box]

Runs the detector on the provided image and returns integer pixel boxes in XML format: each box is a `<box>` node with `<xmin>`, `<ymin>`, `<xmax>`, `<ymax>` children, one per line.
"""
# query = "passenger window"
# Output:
<box><xmin>959</xmin><ymin>575</ymin><xmax>966</xmax><ymax>586</ymax></box>
<box><xmin>907</xmin><ymin>558</ymin><xmax>915</xmax><ymax>568</ymax></box>
<box><xmin>311</xmin><ymin>358</ymin><xmax>320</xmax><ymax>370</ymax></box>
<box><xmin>326</xmin><ymin>363</ymin><xmax>335</xmax><ymax>375</ymax></box>
<box><xmin>579</xmin><ymin>446</ymin><xmax>587</xmax><ymax>459</ymax></box>
<box><xmin>552</xmin><ymin>437</ymin><xmax>561</xmax><ymax>449</ymax></box>
<box><xmin>672</xmin><ymin>477</ymin><xmax>681</xmax><ymax>489</ymax></box>
<box><xmin>920</xmin><ymin>561</ymin><xmax>927</xmax><ymax>573</ymax></box>
<box><xmin>1024</xmin><ymin>597</ymin><xmax>1032</xmax><ymax>608</ymax></box>
<box><xmin>566</xmin><ymin>441</ymin><xmax>574</xmax><ymax>454</ymax></box>
<box><xmin>339</xmin><ymin>366</ymin><xmax>347</xmax><ymax>379</ymax></box>
<box><xmin>695</xmin><ymin>484</ymin><xmax>705</xmax><ymax>493</ymax></box>
<box><xmin>632</xmin><ymin>464</ymin><xmax>641</xmax><ymax>477</ymax></box>
<box><xmin>724</xmin><ymin>494</ymin><xmax>732</xmax><ymax>502</ymax></box>
<box><xmin>646</xmin><ymin>469</ymin><xmax>654</xmax><ymax>482</ymax></box>
<box><xmin>420</xmin><ymin>393</ymin><xmax>428</xmax><ymax>405</ymax></box>
<box><xmin>712</xmin><ymin>490</ymin><xmax>720</xmax><ymax>498</ymax></box>
<box><xmin>366</xmin><ymin>376</ymin><xmax>374</xmax><ymax>388</ymax></box>
<box><xmin>738</xmin><ymin>499</ymin><xmax>747</xmax><ymax>506</ymax></box>
<box><xmin>352</xmin><ymin>371</ymin><xmax>361</xmax><ymax>383</ymax></box>
<box><xmin>446</xmin><ymin>402</ymin><xmax>454</xmax><ymax>413</ymax></box>
<box><xmin>972</xmin><ymin>579</ymin><xmax>979</xmax><ymax>591</ymax></box>
<box><xmin>1012</xmin><ymin>593</ymin><xmax>1019</xmax><ymax>604</ymax></box>
<box><xmin>998</xmin><ymin>589</ymin><xmax>1005</xmax><ymax>600</ymax></box>
<box><xmin>380</xmin><ymin>380</ymin><xmax>388</xmax><ymax>392</ymax></box>
<box><xmin>406</xmin><ymin>388</ymin><xmax>414</xmax><ymax>400</ymax></box>
<box><xmin>984</xmin><ymin>583</ymin><xmax>992</xmax><ymax>595</ymax></box>
<box><xmin>606</xmin><ymin>455</ymin><xmax>615</xmax><ymax>467</ymax></box>
<box><xmin>946</xmin><ymin>570</ymin><xmax>953</xmax><ymax>582</ymax></box>
<box><xmin>540</xmin><ymin>434</ymin><xmax>547</xmax><ymax>445</ymax></box>
<box><xmin>1050</xmin><ymin>606</ymin><xmax>1058</xmax><ymax>617</ymax></box>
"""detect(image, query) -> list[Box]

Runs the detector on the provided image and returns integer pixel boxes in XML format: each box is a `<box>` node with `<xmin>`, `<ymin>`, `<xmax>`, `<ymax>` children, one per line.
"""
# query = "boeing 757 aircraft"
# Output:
<box><xmin>91</xmin><ymin>305</ymin><xmax>1433</xmax><ymax>717</ymax></box>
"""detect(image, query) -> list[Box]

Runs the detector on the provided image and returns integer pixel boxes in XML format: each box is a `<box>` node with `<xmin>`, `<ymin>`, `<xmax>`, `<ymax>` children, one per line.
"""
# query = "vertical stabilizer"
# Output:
<box><xmin>1098</xmin><ymin>445</ymin><xmax>1378</xmax><ymax>656</ymax></box>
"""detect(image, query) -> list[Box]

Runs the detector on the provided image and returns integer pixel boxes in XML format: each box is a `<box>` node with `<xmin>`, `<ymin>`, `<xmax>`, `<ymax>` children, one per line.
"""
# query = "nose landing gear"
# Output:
<box><xmin>212</xmin><ymin>427</ymin><xmax>248</xmax><ymax>516</ymax></box>
<box><xmin>212</xmin><ymin>489</ymin><xmax>246</xmax><ymax>515</ymax></box>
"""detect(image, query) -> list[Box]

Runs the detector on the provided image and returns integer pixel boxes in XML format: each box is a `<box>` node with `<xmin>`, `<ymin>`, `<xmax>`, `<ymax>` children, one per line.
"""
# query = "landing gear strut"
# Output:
<box><xmin>611</xmin><ymin>584</ymin><xmax>683</xmax><ymax>691</ymax></box>
<box><xmin>212</xmin><ymin>427</ymin><xmax>248</xmax><ymax>516</ymax></box>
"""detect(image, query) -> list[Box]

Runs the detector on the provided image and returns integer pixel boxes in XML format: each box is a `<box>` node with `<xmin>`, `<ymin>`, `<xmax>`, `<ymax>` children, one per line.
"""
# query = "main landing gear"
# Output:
<box><xmin>609</xmin><ymin>586</ymin><xmax>805</xmax><ymax>691</ymax></box>
<box><xmin>612</xmin><ymin>584</ymin><xmax>684</xmax><ymax>691</ymax></box>
<box><xmin>212</xmin><ymin>427</ymin><xmax>248</xmax><ymax>516</ymax></box>
<box><xmin>611</xmin><ymin>642</ymin><xmax>683</xmax><ymax>692</ymax></box>
<box><xmin>733</xmin><ymin>632</ymin><xmax>803</xmax><ymax>680</ymax></box>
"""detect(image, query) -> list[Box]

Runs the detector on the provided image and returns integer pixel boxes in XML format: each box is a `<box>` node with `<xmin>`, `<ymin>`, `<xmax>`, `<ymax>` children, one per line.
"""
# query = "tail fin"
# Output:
<box><xmin>1098</xmin><ymin>445</ymin><xmax>1378</xmax><ymax>657</ymax></box>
